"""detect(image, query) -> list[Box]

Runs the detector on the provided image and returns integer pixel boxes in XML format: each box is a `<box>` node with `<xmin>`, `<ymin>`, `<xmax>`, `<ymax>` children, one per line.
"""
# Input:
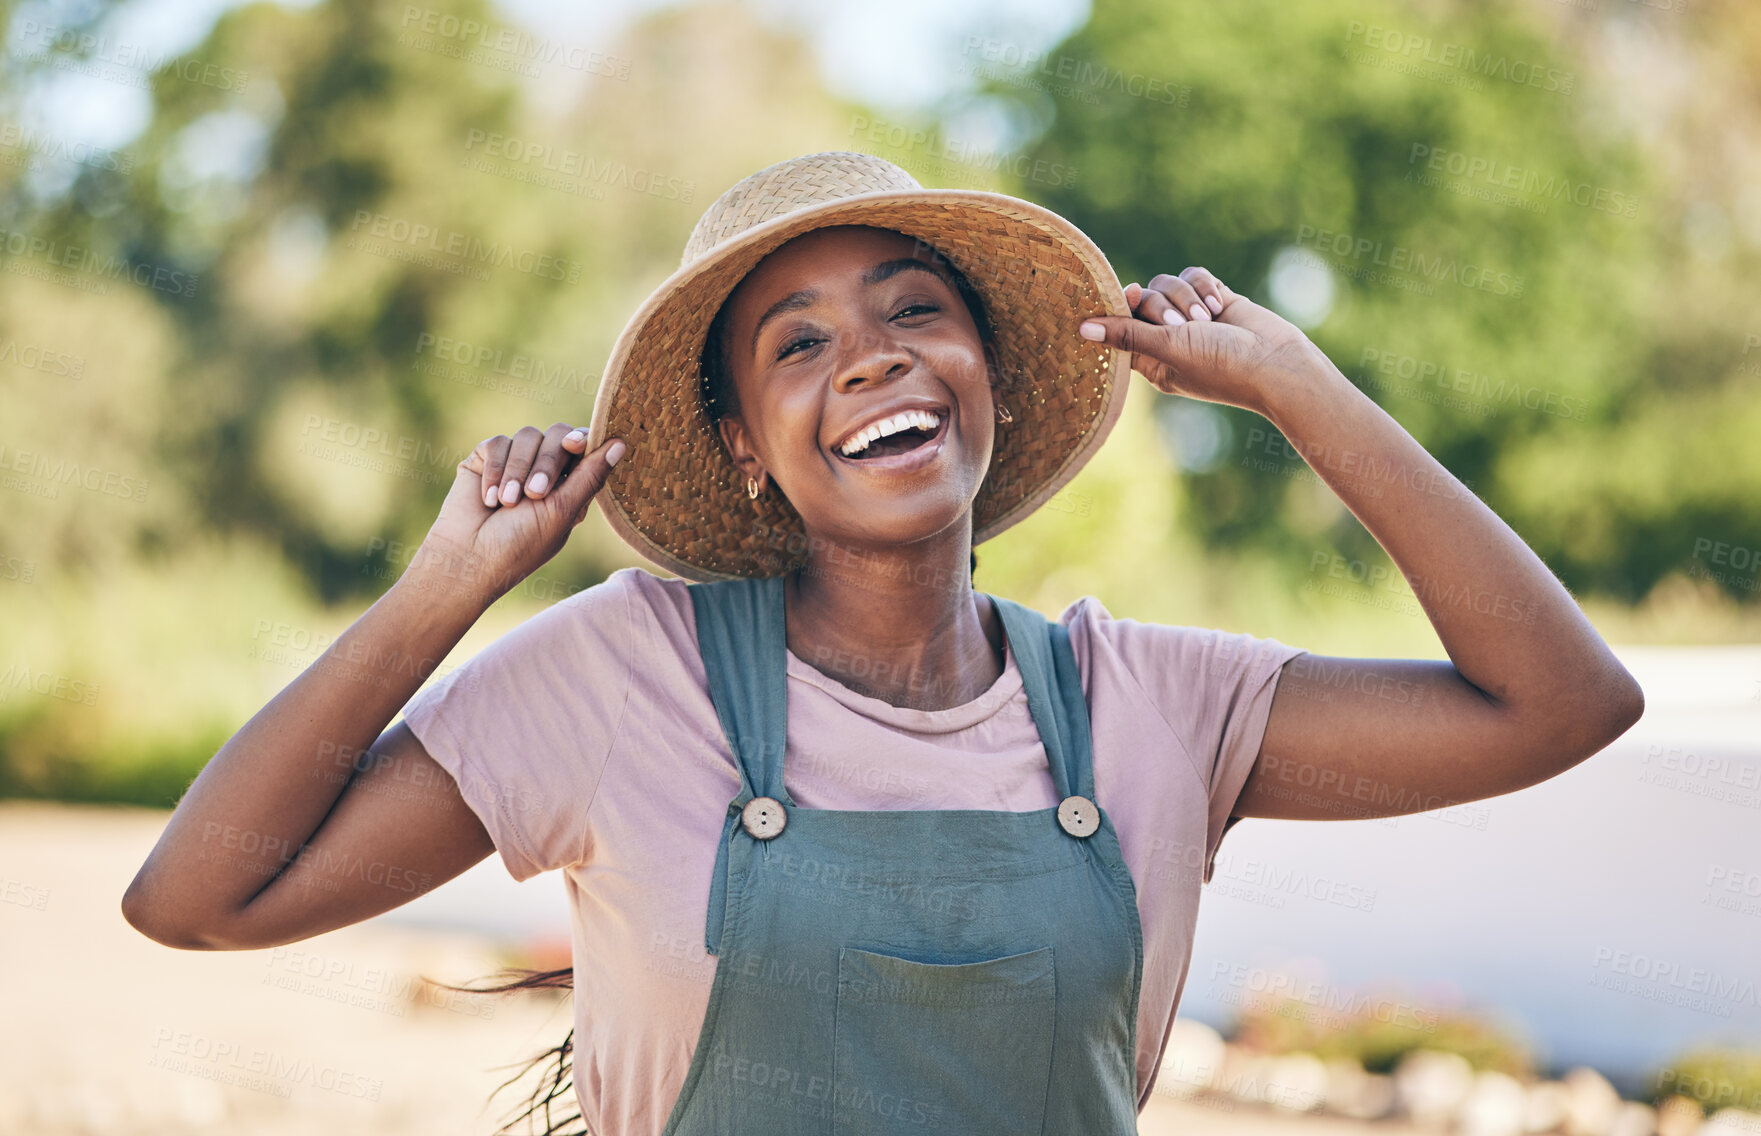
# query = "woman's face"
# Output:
<box><xmin>718</xmin><ymin>225</ymin><xmax>998</xmax><ymax>557</ymax></box>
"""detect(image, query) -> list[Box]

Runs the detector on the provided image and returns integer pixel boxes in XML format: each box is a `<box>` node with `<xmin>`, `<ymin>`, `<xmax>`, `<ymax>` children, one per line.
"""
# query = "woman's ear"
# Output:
<box><xmin>983</xmin><ymin>342</ymin><xmax>1011</xmax><ymax>403</ymax></box>
<box><xmin>718</xmin><ymin>416</ymin><xmax>767</xmax><ymax>492</ymax></box>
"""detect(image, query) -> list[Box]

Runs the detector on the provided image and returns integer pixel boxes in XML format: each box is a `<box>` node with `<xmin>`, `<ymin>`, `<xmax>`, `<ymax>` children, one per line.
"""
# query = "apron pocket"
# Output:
<box><xmin>832</xmin><ymin>945</ymin><xmax>1056</xmax><ymax>1136</ymax></box>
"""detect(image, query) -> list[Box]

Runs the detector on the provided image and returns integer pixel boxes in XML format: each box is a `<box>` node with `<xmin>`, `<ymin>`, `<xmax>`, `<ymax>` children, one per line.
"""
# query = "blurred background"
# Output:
<box><xmin>1</xmin><ymin>0</ymin><xmax>1758</xmax><ymax>1132</ymax></box>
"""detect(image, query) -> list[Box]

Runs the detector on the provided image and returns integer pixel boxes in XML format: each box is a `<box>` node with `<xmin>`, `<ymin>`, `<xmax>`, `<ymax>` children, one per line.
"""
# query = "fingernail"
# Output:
<box><xmin>501</xmin><ymin>479</ymin><xmax>520</xmax><ymax>504</ymax></box>
<box><xmin>607</xmin><ymin>440</ymin><xmax>627</xmax><ymax>466</ymax></box>
<box><xmin>1190</xmin><ymin>303</ymin><xmax>1209</xmax><ymax>322</ymax></box>
<box><xmin>1205</xmin><ymin>295</ymin><xmax>1223</xmax><ymax>315</ymax></box>
<box><xmin>1163</xmin><ymin>308</ymin><xmax>1186</xmax><ymax>326</ymax></box>
<box><xmin>565</xmin><ymin>428</ymin><xmax>586</xmax><ymax>443</ymax></box>
<box><xmin>1079</xmin><ymin>321</ymin><xmax>1105</xmax><ymax>341</ymax></box>
<box><xmin>485</xmin><ymin>488</ymin><xmax>498</xmax><ymax>508</ymax></box>
<box><xmin>527</xmin><ymin>471</ymin><xmax>549</xmax><ymax>494</ymax></box>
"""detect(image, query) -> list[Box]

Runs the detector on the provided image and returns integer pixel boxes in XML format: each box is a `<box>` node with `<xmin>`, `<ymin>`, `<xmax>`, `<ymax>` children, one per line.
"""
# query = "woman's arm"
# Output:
<box><xmin>1240</xmin><ymin>347</ymin><xmax>1642</xmax><ymax>818</ymax></box>
<box><xmin>121</xmin><ymin>424</ymin><xmax>627</xmax><ymax>948</ymax></box>
<box><xmin>120</xmin><ymin>565</ymin><xmax>495</xmax><ymax>950</ymax></box>
<box><xmin>1079</xmin><ymin>274</ymin><xmax>1643</xmax><ymax>821</ymax></box>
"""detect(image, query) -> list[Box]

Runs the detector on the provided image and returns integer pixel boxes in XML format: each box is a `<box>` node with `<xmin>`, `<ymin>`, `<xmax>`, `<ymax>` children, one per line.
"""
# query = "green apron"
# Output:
<box><xmin>661</xmin><ymin>576</ymin><xmax>1144</xmax><ymax>1135</ymax></box>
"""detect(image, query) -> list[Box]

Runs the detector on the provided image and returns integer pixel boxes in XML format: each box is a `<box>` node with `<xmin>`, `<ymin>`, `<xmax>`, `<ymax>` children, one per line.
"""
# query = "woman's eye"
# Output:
<box><xmin>774</xmin><ymin>305</ymin><xmax>937</xmax><ymax>360</ymax></box>
<box><xmin>776</xmin><ymin>335</ymin><xmax>820</xmax><ymax>360</ymax></box>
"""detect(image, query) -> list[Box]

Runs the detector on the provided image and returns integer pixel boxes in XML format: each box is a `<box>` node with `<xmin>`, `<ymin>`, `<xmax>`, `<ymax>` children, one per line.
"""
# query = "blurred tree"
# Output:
<box><xmin>1232</xmin><ymin>989</ymin><xmax>1534</xmax><ymax>1076</ymax></box>
<box><xmin>990</xmin><ymin>0</ymin><xmax>1760</xmax><ymax>605</ymax></box>
<box><xmin>1</xmin><ymin>0</ymin><xmax>864</xmax><ymax>603</ymax></box>
<box><xmin>1651</xmin><ymin>1048</ymin><xmax>1761</xmax><ymax>1116</ymax></box>
<box><xmin>0</xmin><ymin>0</ymin><xmax>878</xmax><ymax>799</ymax></box>
<box><xmin>3</xmin><ymin>0</ymin><xmax>1759</xmax><ymax>804</ymax></box>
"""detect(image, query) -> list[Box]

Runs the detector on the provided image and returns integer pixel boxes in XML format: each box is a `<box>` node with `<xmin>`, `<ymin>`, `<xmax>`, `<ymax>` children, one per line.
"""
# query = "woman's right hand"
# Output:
<box><xmin>415</xmin><ymin>423</ymin><xmax>627</xmax><ymax>606</ymax></box>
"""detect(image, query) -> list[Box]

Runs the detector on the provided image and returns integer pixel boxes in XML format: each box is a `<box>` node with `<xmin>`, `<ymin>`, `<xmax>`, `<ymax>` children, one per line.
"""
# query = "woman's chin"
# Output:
<box><xmin>803</xmin><ymin>497</ymin><xmax>978</xmax><ymax>562</ymax></box>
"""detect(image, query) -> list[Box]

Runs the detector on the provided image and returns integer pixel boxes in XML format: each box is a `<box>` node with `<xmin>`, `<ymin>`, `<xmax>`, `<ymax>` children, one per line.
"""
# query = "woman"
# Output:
<box><xmin>122</xmin><ymin>152</ymin><xmax>1644</xmax><ymax>1136</ymax></box>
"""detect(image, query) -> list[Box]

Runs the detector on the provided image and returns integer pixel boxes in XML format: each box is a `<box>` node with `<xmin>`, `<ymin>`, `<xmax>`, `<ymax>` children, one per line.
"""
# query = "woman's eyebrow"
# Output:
<box><xmin>749</xmin><ymin>259</ymin><xmax>953</xmax><ymax>359</ymax></box>
<box><xmin>750</xmin><ymin>290</ymin><xmax>818</xmax><ymax>359</ymax></box>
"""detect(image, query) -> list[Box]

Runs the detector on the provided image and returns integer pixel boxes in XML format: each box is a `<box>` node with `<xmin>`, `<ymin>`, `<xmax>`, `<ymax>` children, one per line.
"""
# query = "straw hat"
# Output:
<box><xmin>585</xmin><ymin>150</ymin><xmax>1131</xmax><ymax>581</ymax></box>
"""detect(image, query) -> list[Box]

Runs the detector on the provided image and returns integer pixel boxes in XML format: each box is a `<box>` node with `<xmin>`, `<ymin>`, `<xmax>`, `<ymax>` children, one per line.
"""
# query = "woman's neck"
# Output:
<box><xmin>782</xmin><ymin>537</ymin><xmax>1005</xmax><ymax>711</ymax></box>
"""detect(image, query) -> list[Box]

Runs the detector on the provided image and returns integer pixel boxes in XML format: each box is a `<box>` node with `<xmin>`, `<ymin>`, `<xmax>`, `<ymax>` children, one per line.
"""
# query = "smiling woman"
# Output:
<box><xmin>702</xmin><ymin>230</ymin><xmax>993</xmax><ymax>581</ymax></box>
<box><xmin>698</xmin><ymin>223</ymin><xmax>1022</xmax><ymax>710</ymax></box>
<box><xmin>121</xmin><ymin>151</ymin><xmax>1642</xmax><ymax>1136</ymax></box>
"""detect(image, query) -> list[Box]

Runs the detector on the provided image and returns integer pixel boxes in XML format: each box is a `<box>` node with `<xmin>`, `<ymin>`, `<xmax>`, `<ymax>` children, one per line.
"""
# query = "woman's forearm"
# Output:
<box><xmin>122</xmin><ymin>542</ymin><xmax>495</xmax><ymax>933</ymax></box>
<box><xmin>1262</xmin><ymin>346</ymin><xmax>1643</xmax><ymax>737</ymax></box>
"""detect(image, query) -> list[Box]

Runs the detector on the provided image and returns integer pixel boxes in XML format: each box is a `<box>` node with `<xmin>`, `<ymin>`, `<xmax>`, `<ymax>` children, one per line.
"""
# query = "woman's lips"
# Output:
<box><xmin>832</xmin><ymin>411</ymin><xmax>949</xmax><ymax>474</ymax></box>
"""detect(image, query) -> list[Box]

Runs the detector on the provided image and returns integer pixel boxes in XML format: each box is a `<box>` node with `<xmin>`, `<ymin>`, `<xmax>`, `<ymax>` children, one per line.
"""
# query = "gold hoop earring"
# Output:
<box><xmin>996</xmin><ymin>402</ymin><xmax>1013</xmax><ymax>424</ymax></box>
<box><xmin>746</xmin><ymin>477</ymin><xmax>760</xmax><ymax>499</ymax></box>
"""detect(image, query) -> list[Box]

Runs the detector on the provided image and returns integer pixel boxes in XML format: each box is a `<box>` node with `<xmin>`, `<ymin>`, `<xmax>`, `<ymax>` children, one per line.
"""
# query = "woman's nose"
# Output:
<box><xmin>831</xmin><ymin>326</ymin><xmax>913</xmax><ymax>392</ymax></box>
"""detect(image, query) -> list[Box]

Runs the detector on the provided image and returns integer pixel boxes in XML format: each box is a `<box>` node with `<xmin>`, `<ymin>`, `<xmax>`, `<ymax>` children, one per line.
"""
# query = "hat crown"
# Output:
<box><xmin>680</xmin><ymin>151</ymin><xmax>924</xmax><ymax>267</ymax></box>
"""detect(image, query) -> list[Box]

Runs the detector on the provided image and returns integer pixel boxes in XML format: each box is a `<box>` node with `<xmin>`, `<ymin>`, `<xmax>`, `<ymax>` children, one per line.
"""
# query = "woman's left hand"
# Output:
<box><xmin>1078</xmin><ymin>267</ymin><xmax>1329</xmax><ymax>415</ymax></box>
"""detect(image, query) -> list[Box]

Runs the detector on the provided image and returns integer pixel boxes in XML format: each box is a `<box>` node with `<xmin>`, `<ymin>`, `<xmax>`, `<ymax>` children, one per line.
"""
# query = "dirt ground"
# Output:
<box><xmin>0</xmin><ymin>801</ymin><xmax>1406</xmax><ymax>1135</ymax></box>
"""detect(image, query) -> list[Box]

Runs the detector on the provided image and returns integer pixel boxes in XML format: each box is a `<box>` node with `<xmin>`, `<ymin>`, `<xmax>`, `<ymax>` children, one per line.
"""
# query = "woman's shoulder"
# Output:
<box><xmin>567</xmin><ymin>564</ymin><xmax>690</xmax><ymax>613</ymax></box>
<box><xmin>1050</xmin><ymin>592</ymin><xmax>1308</xmax><ymax>690</ymax></box>
<box><xmin>560</xmin><ymin>565</ymin><xmax>702</xmax><ymax>663</ymax></box>
<box><xmin>606</xmin><ymin>564</ymin><xmax>698</xmax><ymax>616</ymax></box>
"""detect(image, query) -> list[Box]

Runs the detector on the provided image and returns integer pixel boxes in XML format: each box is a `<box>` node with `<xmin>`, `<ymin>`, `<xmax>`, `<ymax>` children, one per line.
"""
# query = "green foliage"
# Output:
<box><xmin>0</xmin><ymin>713</ymin><xmax>227</xmax><ymax>808</ymax></box>
<box><xmin>1</xmin><ymin>0</ymin><xmax>1757</xmax><ymax>802</ymax></box>
<box><xmin>1231</xmin><ymin>992</ymin><xmax>1533</xmax><ymax>1076</ymax></box>
<box><xmin>1652</xmin><ymin>1049</ymin><xmax>1761</xmax><ymax>1115</ymax></box>
<box><xmin>995</xmin><ymin>0</ymin><xmax>1759</xmax><ymax>606</ymax></box>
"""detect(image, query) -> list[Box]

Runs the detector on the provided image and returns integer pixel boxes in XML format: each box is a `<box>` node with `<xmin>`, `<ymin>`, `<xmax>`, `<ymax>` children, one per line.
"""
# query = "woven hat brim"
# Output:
<box><xmin>585</xmin><ymin>188</ymin><xmax>1131</xmax><ymax>582</ymax></box>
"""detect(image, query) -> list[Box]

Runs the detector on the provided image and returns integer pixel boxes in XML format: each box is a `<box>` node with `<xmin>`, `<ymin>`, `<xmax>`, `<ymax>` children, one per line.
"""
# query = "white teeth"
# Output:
<box><xmin>839</xmin><ymin>409</ymin><xmax>941</xmax><ymax>457</ymax></box>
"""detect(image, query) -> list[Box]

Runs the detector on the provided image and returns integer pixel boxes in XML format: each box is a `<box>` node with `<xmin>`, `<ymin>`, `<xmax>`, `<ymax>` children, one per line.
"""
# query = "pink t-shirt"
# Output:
<box><xmin>400</xmin><ymin>566</ymin><xmax>1306</xmax><ymax>1135</ymax></box>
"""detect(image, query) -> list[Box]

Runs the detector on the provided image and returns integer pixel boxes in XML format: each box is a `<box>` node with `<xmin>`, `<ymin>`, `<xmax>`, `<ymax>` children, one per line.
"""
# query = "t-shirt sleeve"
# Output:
<box><xmin>1061</xmin><ymin>595</ymin><xmax>1308</xmax><ymax>885</ymax></box>
<box><xmin>397</xmin><ymin>567</ymin><xmax>638</xmax><ymax>881</ymax></box>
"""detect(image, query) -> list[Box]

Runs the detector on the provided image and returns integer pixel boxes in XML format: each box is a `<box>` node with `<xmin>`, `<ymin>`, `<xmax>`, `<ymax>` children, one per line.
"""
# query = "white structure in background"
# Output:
<box><xmin>1325</xmin><ymin>1057</ymin><xmax>1397</xmax><ymax>1120</ymax></box>
<box><xmin>1152</xmin><ymin>1018</ymin><xmax>1225</xmax><ymax>1098</ymax></box>
<box><xmin>1153</xmin><ymin>1035</ymin><xmax>1761</xmax><ymax>1136</ymax></box>
<box><xmin>1563</xmin><ymin>1067</ymin><xmax>1625</xmax><ymax>1136</ymax></box>
<box><xmin>1261</xmin><ymin>1053</ymin><xmax>1329</xmax><ymax>1112</ymax></box>
<box><xmin>1700</xmin><ymin>1109</ymin><xmax>1761</xmax><ymax>1136</ymax></box>
<box><xmin>1395</xmin><ymin>1050</ymin><xmax>1476</xmax><ymax>1126</ymax></box>
<box><xmin>1459</xmin><ymin>1070</ymin><xmax>1528</xmax><ymax>1136</ymax></box>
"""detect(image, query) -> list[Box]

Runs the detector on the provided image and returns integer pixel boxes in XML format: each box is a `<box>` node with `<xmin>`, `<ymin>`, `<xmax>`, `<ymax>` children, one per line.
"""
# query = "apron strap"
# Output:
<box><xmin>988</xmin><ymin>594</ymin><xmax>1098</xmax><ymax>804</ymax></box>
<box><xmin>688</xmin><ymin>576</ymin><xmax>791</xmax><ymax>954</ymax></box>
<box><xmin>688</xmin><ymin>575</ymin><xmax>793</xmax><ymax>805</ymax></box>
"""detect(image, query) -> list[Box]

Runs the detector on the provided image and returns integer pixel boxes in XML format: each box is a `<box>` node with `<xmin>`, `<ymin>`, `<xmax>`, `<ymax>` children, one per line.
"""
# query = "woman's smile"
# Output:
<box><xmin>712</xmin><ymin>224</ymin><xmax>999</xmax><ymax>549</ymax></box>
<box><xmin>830</xmin><ymin>401</ymin><xmax>950</xmax><ymax>473</ymax></box>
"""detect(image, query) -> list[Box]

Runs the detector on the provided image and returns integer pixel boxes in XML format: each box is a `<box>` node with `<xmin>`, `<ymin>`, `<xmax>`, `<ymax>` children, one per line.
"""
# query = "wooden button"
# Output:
<box><xmin>741</xmin><ymin>796</ymin><xmax>787</xmax><ymax>840</ymax></box>
<box><xmin>1058</xmin><ymin>795</ymin><xmax>1099</xmax><ymax>838</ymax></box>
